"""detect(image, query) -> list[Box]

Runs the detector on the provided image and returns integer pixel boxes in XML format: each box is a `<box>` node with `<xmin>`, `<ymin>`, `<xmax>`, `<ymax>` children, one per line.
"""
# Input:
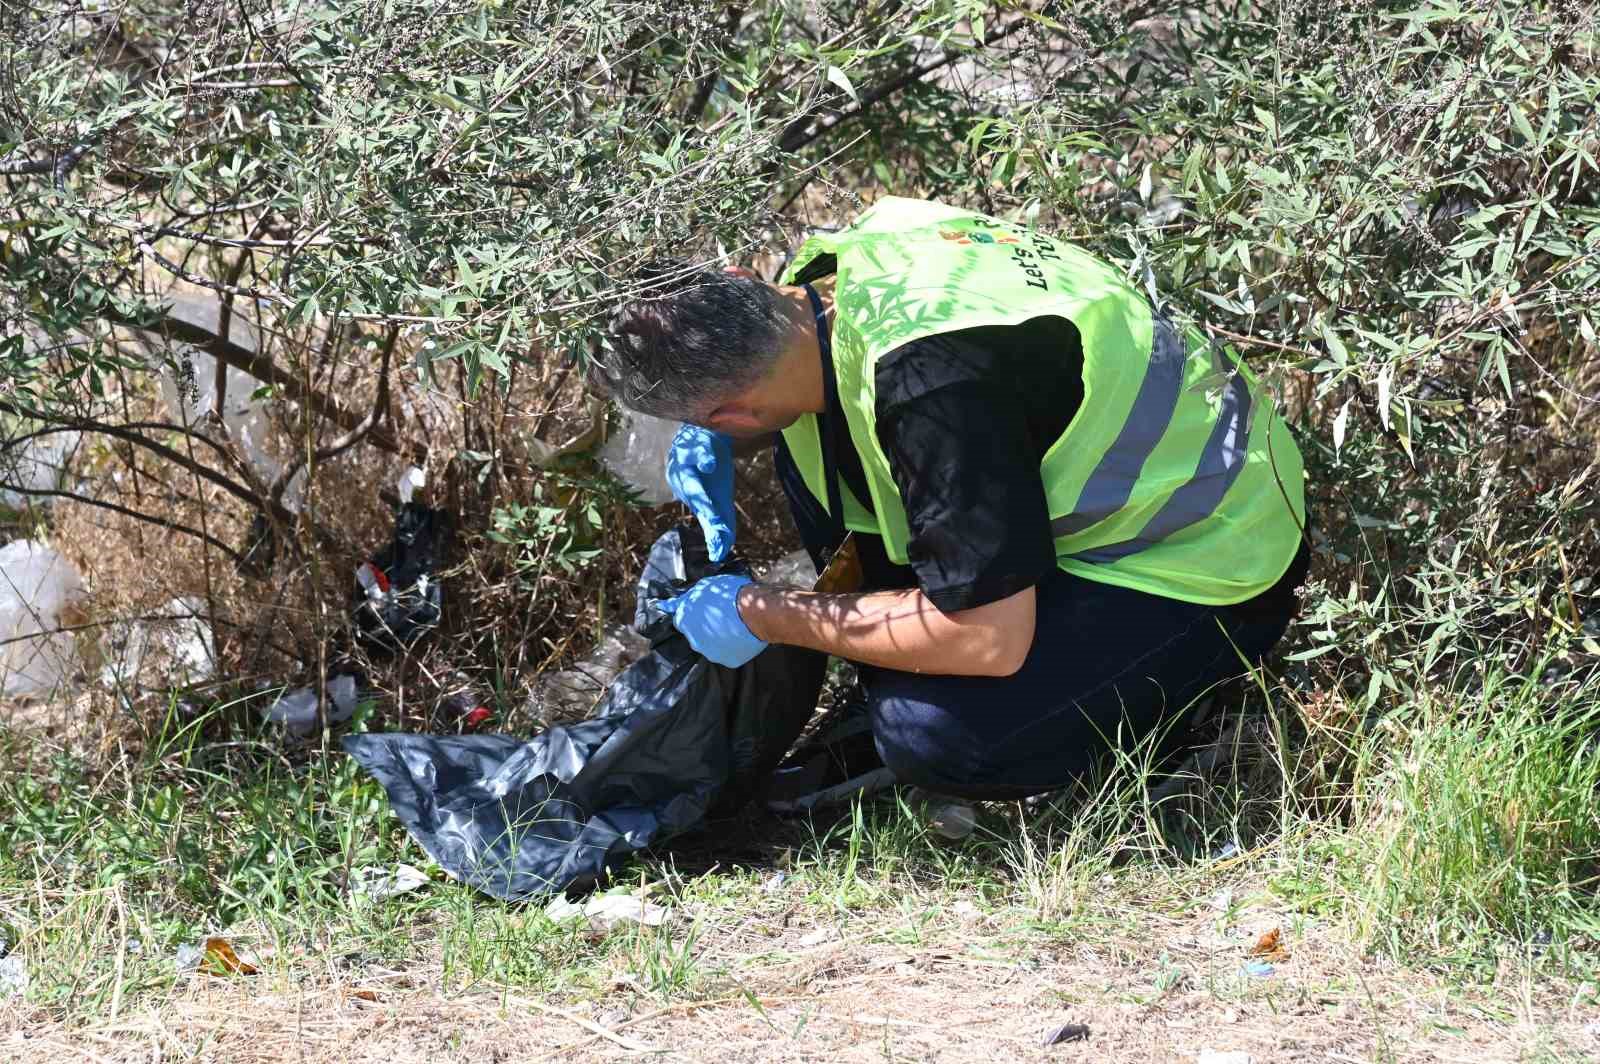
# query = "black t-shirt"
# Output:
<box><xmin>822</xmin><ymin>316</ymin><xmax>1085</xmax><ymax>613</ymax></box>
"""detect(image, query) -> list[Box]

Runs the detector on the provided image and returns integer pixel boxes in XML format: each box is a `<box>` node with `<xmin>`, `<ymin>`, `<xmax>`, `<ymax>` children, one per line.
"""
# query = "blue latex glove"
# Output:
<box><xmin>660</xmin><ymin>574</ymin><xmax>768</xmax><ymax>668</ymax></box>
<box><xmin>665</xmin><ymin>425</ymin><xmax>736</xmax><ymax>562</ymax></box>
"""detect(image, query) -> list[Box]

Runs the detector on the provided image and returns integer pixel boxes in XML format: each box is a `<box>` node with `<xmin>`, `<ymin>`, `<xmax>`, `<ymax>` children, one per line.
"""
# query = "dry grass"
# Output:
<box><xmin>2</xmin><ymin>867</ymin><xmax>1594</xmax><ymax>1063</ymax></box>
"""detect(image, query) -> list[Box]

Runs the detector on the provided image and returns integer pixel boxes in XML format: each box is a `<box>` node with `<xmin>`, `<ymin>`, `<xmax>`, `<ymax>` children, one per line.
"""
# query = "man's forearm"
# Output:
<box><xmin>735</xmin><ymin>583</ymin><xmax>1036</xmax><ymax>677</ymax></box>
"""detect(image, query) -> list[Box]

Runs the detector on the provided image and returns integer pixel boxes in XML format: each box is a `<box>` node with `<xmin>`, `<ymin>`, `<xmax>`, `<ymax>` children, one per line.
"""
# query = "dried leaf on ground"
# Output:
<box><xmin>1245</xmin><ymin>928</ymin><xmax>1289</xmax><ymax>962</ymax></box>
<box><xmin>199</xmin><ymin>937</ymin><xmax>258</xmax><ymax>976</ymax></box>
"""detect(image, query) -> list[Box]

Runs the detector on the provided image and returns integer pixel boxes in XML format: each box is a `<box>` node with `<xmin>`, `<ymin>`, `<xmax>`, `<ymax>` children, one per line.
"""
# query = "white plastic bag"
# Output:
<box><xmin>157</xmin><ymin>350</ymin><xmax>306</xmax><ymax>511</ymax></box>
<box><xmin>98</xmin><ymin>595</ymin><xmax>215</xmax><ymax>691</ymax></box>
<box><xmin>0</xmin><ymin>427</ymin><xmax>81</xmax><ymax>511</ymax></box>
<box><xmin>0</xmin><ymin>541</ymin><xmax>87</xmax><ymax>697</ymax></box>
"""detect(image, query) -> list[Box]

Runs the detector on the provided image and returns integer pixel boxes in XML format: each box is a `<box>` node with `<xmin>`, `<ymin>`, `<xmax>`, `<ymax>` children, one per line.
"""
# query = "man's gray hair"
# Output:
<box><xmin>590</xmin><ymin>261</ymin><xmax>790</xmax><ymax>419</ymax></box>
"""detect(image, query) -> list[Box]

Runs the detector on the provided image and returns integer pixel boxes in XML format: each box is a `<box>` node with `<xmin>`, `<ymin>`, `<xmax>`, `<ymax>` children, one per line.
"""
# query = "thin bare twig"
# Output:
<box><xmin>269</xmin><ymin>325</ymin><xmax>398</xmax><ymax>505</ymax></box>
<box><xmin>0</xmin><ymin>482</ymin><xmax>243</xmax><ymax>563</ymax></box>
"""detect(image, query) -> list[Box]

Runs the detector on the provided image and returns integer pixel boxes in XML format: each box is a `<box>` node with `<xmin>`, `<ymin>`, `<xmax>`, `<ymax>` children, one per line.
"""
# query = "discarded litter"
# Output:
<box><xmin>263</xmin><ymin>672</ymin><xmax>364</xmax><ymax>737</ymax></box>
<box><xmin>345</xmin><ymin>525</ymin><xmax>828</xmax><ymax>900</ymax></box>
<box><xmin>921</xmin><ymin>794</ymin><xmax>977</xmax><ymax>841</ymax></box>
<box><xmin>327</xmin><ymin>672</ymin><xmax>362</xmax><ymax>719</ymax></box>
<box><xmin>263</xmin><ymin>686</ymin><xmax>320</xmax><ymax>737</ymax></box>
<box><xmin>1198</xmin><ymin>1051</ymin><xmax>1254</xmax><ymax>1064</ymax></box>
<box><xmin>0</xmin><ymin>425</ymin><xmax>80</xmax><ymax>511</ymax></box>
<box><xmin>584</xmin><ymin>893</ymin><xmax>669</xmax><ymax>932</ymax></box>
<box><xmin>597</xmin><ymin>409</ymin><xmax>680</xmax><ymax>505</ymax></box>
<box><xmin>176</xmin><ymin>936</ymin><xmax>257</xmax><ymax>976</ymax></box>
<box><xmin>157</xmin><ymin>348</ymin><xmax>306</xmax><ymax>511</ymax></box>
<box><xmin>352</xmin><ymin>499</ymin><xmax>444</xmax><ymax>654</ymax></box>
<box><xmin>353</xmin><ymin>863</ymin><xmax>431</xmax><ymax>899</ymax></box>
<box><xmin>1241</xmin><ymin>960</ymin><xmax>1276</xmax><ymax>978</ymax></box>
<box><xmin>1043</xmin><ymin>1022</ymin><xmax>1090</xmax><ymax>1046</ymax></box>
<box><xmin>397</xmin><ymin>466</ymin><xmax>426</xmax><ymax>505</ymax></box>
<box><xmin>0</xmin><ymin>540</ymin><xmax>87</xmax><ymax>697</ymax></box>
<box><xmin>796</xmin><ymin>926</ymin><xmax>837</xmax><ymax>947</ymax></box>
<box><xmin>544</xmin><ymin>892</ymin><xmax>668</xmax><ymax>935</ymax></box>
<box><xmin>527</xmin><ymin>622</ymin><xmax>650</xmax><ymax>720</ymax></box>
<box><xmin>0</xmin><ymin>954</ymin><xmax>27</xmax><ymax>1000</ymax></box>
<box><xmin>99</xmin><ymin>595</ymin><xmax>215</xmax><ymax>691</ymax></box>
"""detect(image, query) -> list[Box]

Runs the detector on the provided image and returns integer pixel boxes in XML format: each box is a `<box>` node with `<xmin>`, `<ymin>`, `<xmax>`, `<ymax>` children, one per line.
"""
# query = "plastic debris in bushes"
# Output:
<box><xmin>440</xmin><ymin>689</ymin><xmax>495</xmax><ymax>732</ymax></box>
<box><xmin>157</xmin><ymin>346</ymin><xmax>306</xmax><ymax>512</ymax></box>
<box><xmin>596</xmin><ymin>409</ymin><xmax>679</xmax><ymax>505</ymax></box>
<box><xmin>343</xmin><ymin>524</ymin><xmax>828</xmax><ymax>901</ymax></box>
<box><xmin>0</xmin><ymin>425</ymin><xmax>81</xmax><ymax>512</ymax></box>
<box><xmin>263</xmin><ymin>670</ymin><xmax>364</xmax><ymax>738</ymax></box>
<box><xmin>0</xmin><ymin>540</ymin><xmax>87</xmax><ymax>697</ymax></box>
<box><xmin>353</xmin><ymin>468</ymin><xmax>443</xmax><ymax>654</ymax></box>
<box><xmin>98</xmin><ymin>595</ymin><xmax>216</xmax><ymax>692</ymax></box>
<box><xmin>351</xmin><ymin>862</ymin><xmax>430</xmax><ymax>899</ymax></box>
<box><xmin>528</xmin><ymin>622</ymin><xmax>651</xmax><ymax>720</ymax></box>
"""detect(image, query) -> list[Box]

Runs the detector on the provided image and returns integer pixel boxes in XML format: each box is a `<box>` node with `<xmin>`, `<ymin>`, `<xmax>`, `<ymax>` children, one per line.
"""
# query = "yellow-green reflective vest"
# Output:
<box><xmin>778</xmin><ymin>196</ymin><xmax>1306</xmax><ymax>606</ymax></box>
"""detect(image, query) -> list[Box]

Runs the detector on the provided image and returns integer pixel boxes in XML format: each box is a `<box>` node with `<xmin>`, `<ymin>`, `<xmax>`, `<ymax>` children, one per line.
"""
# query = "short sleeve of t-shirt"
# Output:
<box><xmin>872</xmin><ymin>318</ymin><xmax>1084</xmax><ymax>613</ymax></box>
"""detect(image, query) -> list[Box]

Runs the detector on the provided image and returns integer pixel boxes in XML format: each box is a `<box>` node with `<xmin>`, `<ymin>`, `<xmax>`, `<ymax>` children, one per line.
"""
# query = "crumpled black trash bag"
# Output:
<box><xmin>352</xmin><ymin>501</ymin><xmax>444</xmax><ymax>654</ymax></box>
<box><xmin>343</xmin><ymin>525</ymin><xmax>826</xmax><ymax>900</ymax></box>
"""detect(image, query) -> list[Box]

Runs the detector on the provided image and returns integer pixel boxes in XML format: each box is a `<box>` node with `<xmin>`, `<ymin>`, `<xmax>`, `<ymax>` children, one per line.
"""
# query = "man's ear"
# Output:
<box><xmin>721</xmin><ymin>264</ymin><xmax>760</xmax><ymax>281</ymax></box>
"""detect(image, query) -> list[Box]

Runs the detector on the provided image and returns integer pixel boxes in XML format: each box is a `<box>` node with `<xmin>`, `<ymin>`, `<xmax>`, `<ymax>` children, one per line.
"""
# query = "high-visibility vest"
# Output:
<box><xmin>778</xmin><ymin>196</ymin><xmax>1306</xmax><ymax>606</ymax></box>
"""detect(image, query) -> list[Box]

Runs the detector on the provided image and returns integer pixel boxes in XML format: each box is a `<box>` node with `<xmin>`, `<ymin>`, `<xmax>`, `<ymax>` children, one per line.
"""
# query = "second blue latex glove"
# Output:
<box><xmin>665</xmin><ymin>425</ymin><xmax>736</xmax><ymax>562</ymax></box>
<box><xmin>660</xmin><ymin>574</ymin><xmax>768</xmax><ymax>668</ymax></box>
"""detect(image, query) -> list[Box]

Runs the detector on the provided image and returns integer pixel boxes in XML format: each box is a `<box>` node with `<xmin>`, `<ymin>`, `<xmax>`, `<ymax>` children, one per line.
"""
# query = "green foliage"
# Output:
<box><xmin>1</xmin><ymin>0</ymin><xmax>1006</xmax><ymax>403</ymax></box>
<box><xmin>967</xmin><ymin>0</ymin><xmax>1600</xmax><ymax>692</ymax></box>
<box><xmin>1323</xmin><ymin>669</ymin><xmax>1600</xmax><ymax>954</ymax></box>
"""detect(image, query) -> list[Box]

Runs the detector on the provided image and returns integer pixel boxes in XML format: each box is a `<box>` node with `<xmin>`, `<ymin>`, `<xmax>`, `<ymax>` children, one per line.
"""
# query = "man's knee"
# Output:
<box><xmin>868</xmin><ymin>691</ymin><xmax>985</xmax><ymax>792</ymax></box>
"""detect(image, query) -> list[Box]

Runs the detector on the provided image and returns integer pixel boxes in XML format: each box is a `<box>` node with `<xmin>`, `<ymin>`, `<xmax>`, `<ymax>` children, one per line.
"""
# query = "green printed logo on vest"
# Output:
<box><xmin>940</xmin><ymin>220</ymin><xmax>1061</xmax><ymax>291</ymax></box>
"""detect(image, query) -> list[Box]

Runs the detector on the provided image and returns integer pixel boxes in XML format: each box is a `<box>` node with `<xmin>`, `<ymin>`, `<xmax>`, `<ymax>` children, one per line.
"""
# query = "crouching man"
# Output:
<box><xmin>590</xmin><ymin>197</ymin><xmax>1308</xmax><ymax>805</ymax></box>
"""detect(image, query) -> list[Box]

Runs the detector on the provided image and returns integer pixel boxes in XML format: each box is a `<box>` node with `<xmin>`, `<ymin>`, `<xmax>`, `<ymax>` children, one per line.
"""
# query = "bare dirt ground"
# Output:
<box><xmin>4</xmin><ymin>895</ymin><xmax>1594</xmax><ymax>1063</ymax></box>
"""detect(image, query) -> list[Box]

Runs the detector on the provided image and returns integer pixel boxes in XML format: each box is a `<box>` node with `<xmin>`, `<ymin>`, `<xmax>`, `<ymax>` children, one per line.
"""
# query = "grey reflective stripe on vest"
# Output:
<box><xmin>1071</xmin><ymin>366</ymin><xmax>1254</xmax><ymax>564</ymax></box>
<box><xmin>1050</xmin><ymin>313</ymin><xmax>1187</xmax><ymax>539</ymax></box>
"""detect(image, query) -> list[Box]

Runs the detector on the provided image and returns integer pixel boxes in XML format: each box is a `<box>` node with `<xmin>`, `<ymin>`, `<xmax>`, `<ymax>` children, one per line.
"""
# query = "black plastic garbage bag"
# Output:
<box><xmin>343</xmin><ymin>526</ymin><xmax>826</xmax><ymax>900</ymax></box>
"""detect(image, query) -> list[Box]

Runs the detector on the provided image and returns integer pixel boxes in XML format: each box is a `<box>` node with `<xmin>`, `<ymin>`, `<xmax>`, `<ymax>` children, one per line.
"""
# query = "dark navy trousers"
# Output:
<box><xmin>775</xmin><ymin>443</ymin><xmax>1301</xmax><ymax>801</ymax></box>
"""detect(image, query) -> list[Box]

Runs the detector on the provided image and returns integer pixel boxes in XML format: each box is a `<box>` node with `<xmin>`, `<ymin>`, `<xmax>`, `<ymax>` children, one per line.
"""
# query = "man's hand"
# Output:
<box><xmin>665</xmin><ymin>425</ymin><xmax>736</xmax><ymax>562</ymax></box>
<box><xmin>661</xmin><ymin>573</ymin><xmax>769</xmax><ymax>667</ymax></box>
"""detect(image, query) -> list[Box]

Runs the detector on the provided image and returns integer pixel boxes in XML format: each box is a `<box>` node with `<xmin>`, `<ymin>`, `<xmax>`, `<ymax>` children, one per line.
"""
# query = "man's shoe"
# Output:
<box><xmin>903</xmin><ymin>786</ymin><xmax>977</xmax><ymax>842</ymax></box>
